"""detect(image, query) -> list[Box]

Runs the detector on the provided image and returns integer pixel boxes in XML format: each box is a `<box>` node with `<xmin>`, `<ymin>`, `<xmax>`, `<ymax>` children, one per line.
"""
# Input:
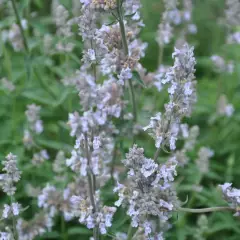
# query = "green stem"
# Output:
<box><xmin>128</xmin><ymin>79</ymin><xmax>137</xmax><ymax>122</ymax></box>
<box><xmin>61</xmin><ymin>214</ymin><xmax>68</xmax><ymax>240</ymax></box>
<box><xmin>178</xmin><ymin>206</ymin><xmax>234</xmax><ymax>213</ymax></box>
<box><xmin>10</xmin><ymin>0</ymin><xmax>29</xmax><ymax>53</ymax></box>
<box><xmin>84</xmin><ymin>134</ymin><xmax>99</xmax><ymax>240</ymax></box>
<box><xmin>117</xmin><ymin>0</ymin><xmax>137</xmax><ymax>122</ymax></box>
<box><xmin>127</xmin><ymin>224</ymin><xmax>134</xmax><ymax>240</ymax></box>
<box><xmin>10</xmin><ymin>196</ymin><xmax>17</xmax><ymax>240</ymax></box>
<box><xmin>153</xmin><ymin>147</ymin><xmax>161</xmax><ymax>162</ymax></box>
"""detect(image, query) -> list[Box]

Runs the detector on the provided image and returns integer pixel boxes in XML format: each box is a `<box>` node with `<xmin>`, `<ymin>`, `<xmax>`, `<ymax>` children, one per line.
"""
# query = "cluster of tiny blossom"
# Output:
<box><xmin>219</xmin><ymin>183</ymin><xmax>240</xmax><ymax>216</ymax></box>
<box><xmin>70</xmin><ymin>194</ymin><xmax>116</xmax><ymax>234</ymax></box>
<box><xmin>157</xmin><ymin>0</ymin><xmax>197</xmax><ymax>47</ymax></box>
<box><xmin>225</xmin><ymin>0</ymin><xmax>240</xmax><ymax>27</ymax></box>
<box><xmin>196</xmin><ymin>147</ymin><xmax>214</xmax><ymax>174</ymax></box>
<box><xmin>38</xmin><ymin>178</ymin><xmax>89</xmax><ymax>222</ymax></box>
<box><xmin>17</xmin><ymin>212</ymin><xmax>54</xmax><ymax>240</ymax></box>
<box><xmin>144</xmin><ymin>44</ymin><xmax>196</xmax><ymax>151</ymax></box>
<box><xmin>211</xmin><ymin>55</ymin><xmax>234</xmax><ymax>74</ymax></box>
<box><xmin>80</xmin><ymin>0</ymin><xmax>117</xmax><ymax>10</ymax></box>
<box><xmin>0</xmin><ymin>78</ymin><xmax>15</xmax><ymax>92</ymax></box>
<box><xmin>2</xmin><ymin>203</ymin><xmax>21</xmax><ymax>219</ymax></box>
<box><xmin>32</xmin><ymin>150</ymin><xmax>49</xmax><ymax>166</ymax></box>
<box><xmin>3</xmin><ymin>19</ymin><xmax>28</xmax><ymax>52</ymax></box>
<box><xmin>43</xmin><ymin>0</ymin><xmax>76</xmax><ymax>54</ymax></box>
<box><xmin>195</xmin><ymin>215</ymin><xmax>209</xmax><ymax>240</ymax></box>
<box><xmin>173</xmin><ymin>125</ymin><xmax>199</xmax><ymax>166</ymax></box>
<box><xmin>114</xmin><ymin>145</ymin><xmax>179</xmax><ymax>237</ymax></box>
<box><xmin>25</xmin><ymin>104</ymin><xmax>44</xmax><ymax>135</ymax></box>
<box><xmin>0</xmin><ymin>230</ymin><xmax>12</xmax><ymax>240</ymax></box>
<box><xmin>0</xmin><ymin>153</ymin><xmax>21</xmax><ymax>196</ymax></box>
<box><xmin>217</xmin><ymin>95</ymin><xmax>235</xmax><ymax>117</ymax></box>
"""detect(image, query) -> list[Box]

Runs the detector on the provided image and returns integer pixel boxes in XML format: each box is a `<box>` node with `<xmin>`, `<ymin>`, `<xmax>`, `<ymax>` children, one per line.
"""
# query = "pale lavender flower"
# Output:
<box><xmin>211</xmin><ymin>55</ymin><xmax>234</xmax><ymax>74</ymax></box>
<box><xmin>0</xmin><ymin>153</ymin><xmax>21</xmax><ymax>196</ymax></box>
<box><xmin>0</xmin><ymin>231</ymin><xmax>11</xmax><ymax>240</ymax></box>
<box><xmin>219</xmin><ymin>183</ymin><xmax>240</xmax><ymax>216</ymax></box>
<box><xmin>196</xmin><ymin>147</ymin><xmax>214</xmax><ymax>174</ymax></box>
<box><xmin>17</xmin><ymin>213</ymin><xmax>54</xmax><ymax>240</ymax></box>
<box><xmin>32</xmin><ymin>150</ymin><xmax>49</xmax><ymax>166</ymax></box>
<box><xmin>1</xmin><ymin>78</ymin><xmax>15</xmax><ymax>92</ymax></box>
<box><xmin>117</xmin><ymin>68</ymin><xmax>133</xmax><ymax>85</ymax></box>
<box><xmin>115</xmin><ymin>145</ymin><xmax>179</xmax><ymax>237</ymax></box>
<box><xmin>8</xmin><ymin>20</ymin><xmax>27</xmax><ymax>52</ymax></box>
<box><xmin>25</xmin><ymin>104</ymin><xmax>44</xmax><ymax>134</ymax></box>
<box><xmin>217</xmin><ymin>95</ymin><xmax>235</xmax><ymax>117</ymax></box>
<box><xmin>2</xmin><ymin>203</ymin><xmax>21</xmax><ymax>219</ymax></box>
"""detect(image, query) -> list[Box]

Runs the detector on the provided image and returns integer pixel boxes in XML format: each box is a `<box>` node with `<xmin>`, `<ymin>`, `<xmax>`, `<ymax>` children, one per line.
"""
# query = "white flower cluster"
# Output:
<box><xmin>32</xmin><ymin>150</ymin><xmax>50</xmax><ymax>166</ymax></box>
<box><xmin>0</xmin><ymin>153</ymin><xmax>21</xmax><ymax>196</ymax></box>
<box><xmin>211</xmin><ymin>55</ymin><xmax>234</xmax><ymax>74</ymax></box>
<box><xmin>217</xmin><ymin>95</ymin><xmax>235</xmax><ymax>117</ymax></box>
<box><xmin>78</xmin><ymin>0</ymin><xmax>146</xmax><ymax>86</ymax></box>
<box><xmin>23</xmin><ymin>104</ymin><xmax>44</xmax><ymax>149</ymax></box>
<box><xmin>0</xmin><ymin>231</ymin><xmax>12</xmax><ymax>240</ymax></box>
<box><xmin>157</xmin><ymin>0</ymin><xmax>197</xmax><ymax>47</ymax></box>
<box><xmin>114</xmin><ymin>145</ymin><xmax>179</xmax><ymax>238</ymax></box>
<box><xmin>80</xmin><ymin>0</ymin><xmax>117</xmax><ymax>10</ymax></box>
<box><xmin>0</xmin><ymin>78</ymin><xmax>15</xmax><ymax>92</ymax></box>
<box><xmin>67</xmin><ymin>133</ymin><xmax>113</xmax><ymax>180</ymax></box>
<box><xmin>71</xmin><ymin>195</ymin><xmax>116</xmax><ymax>234</ymax></box>
<box><xmin>17</xmin><ymin>212</ymin><xmax>54</xmax><ymax>240</ymax></box>
<box><xmin>225</xmin><ymin>0</ymin><xmax>240</xmax><ymax>44</ymax></box>
<box><xmin>173</xmin><ymin>125</ymin><xmax>200</xmax><ymax>166</ymax></box>
<box><xmin>219</xmin><ymin>183</ymin><xmax>240</xmax><ymax>216</ymax></box>
<box><xmin>25</xmin><ymin>104</ymin><xmax>44</xmax><ymax>135</ymax></box>
<box><xmin>144</xmin><ymin>44</ymin><xmax>197</xmax><ymax>151</ymax></box>
<box><xmin>196</xmin><ymin>147</ymin><xmax>214</xmax><ymax>174</ymax></box>
<box><xmin>2</xmin><ymin>203</ymin><xmax>21</xmax><ymax>219</ymax></box>
<box><xmin>2</xmin><ymin>19</ymin><xmax>28</xmax><ymax>52</ymax></box>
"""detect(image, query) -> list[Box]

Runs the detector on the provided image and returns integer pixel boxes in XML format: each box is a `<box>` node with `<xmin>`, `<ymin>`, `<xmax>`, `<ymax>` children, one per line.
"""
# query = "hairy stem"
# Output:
<box><xmin>117</xmin><ymin>0</ymin><xmax>137</xmax><ymax>122</ymax></box>
<box><xmin>61</xmin><ymin>214</ymin><xmax>68</xmax><ymax>240</ymax></box>
<box><xmin>10</xmin><ymin>0</ymin><xmax>29</xmax><ymax>53</ymax></box>
<box><xmin>127</xmin><ymin>224</ymin><xmax>134</xmax><ymax>240</ymax></box>
<box><xmin>84</xmin><ymin>134</ymin><xmax>99</xmax><ymax>240</ymax></box>
<box><xmin>10</xmin><ymin>196</ymin><xmax>17</xmax><ymax>240</ymax></box>
<box><xmin>178</xmin><ymin>206</ymin><xmax>234</xmax><ymax>213</ymax></box>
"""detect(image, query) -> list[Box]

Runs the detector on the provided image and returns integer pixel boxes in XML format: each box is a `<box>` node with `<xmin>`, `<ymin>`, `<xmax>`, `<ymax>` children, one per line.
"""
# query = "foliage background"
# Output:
<box><xmin>0</xmin><ymin>0</ymin><xmax>240</xmax><ymax>239</ymax></box>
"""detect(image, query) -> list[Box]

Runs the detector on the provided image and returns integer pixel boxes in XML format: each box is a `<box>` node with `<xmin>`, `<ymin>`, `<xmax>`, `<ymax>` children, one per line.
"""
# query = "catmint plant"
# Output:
<box><xmin>1</xmin><ymin>0</ymin><xmax>240</xmax><ymax>239</ymax></box>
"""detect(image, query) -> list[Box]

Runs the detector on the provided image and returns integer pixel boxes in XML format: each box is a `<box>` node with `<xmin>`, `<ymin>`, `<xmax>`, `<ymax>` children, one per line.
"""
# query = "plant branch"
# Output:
<box><xmin>117</xmin><ymin>0</ymin><xmax>137</xmax><ymax>122</ymax></box>
<box><xmin>84</xmin><ymin>134</ymin><xmax>99</xmax><ymax>240</ymax></box>
<box><xmin>10</xmin><ymin>0</ymin><xmax>29</xmax><ymax>53</ymax></box>
<box><xmin>178</xmin><ymin>206</ymin><xmax>234</xmax><ymax>213</ymax></box>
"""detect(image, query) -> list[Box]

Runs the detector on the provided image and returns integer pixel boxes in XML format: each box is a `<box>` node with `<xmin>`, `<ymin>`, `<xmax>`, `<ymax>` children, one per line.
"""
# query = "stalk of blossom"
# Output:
<box><xmin>7</xmin><ymin>19</ymin><xmax>28</xmax><ymax>52</ymax></box>
<box><xmin>217</xmin><ymin>95</ymin><xmax>235</xmax><ymax>117</ymax></box>
<box><xmin>211</xmin><ymin>55</ymin><xmax>234</xmax><ymax>74</ymax></box>
<box><xmin>25</xmin><ymin>104</ymin><xmax>44</xmax><ymax>135</ymax></box>
<box><xmin>17</xmin><ymin>212</ymin><xmax>54</xmax><ymax>240</ymax></box>
<box><xmin>157</xmin><ymin>0</ymin><xmax>197</xmax><ymax>47</ymax></box>
<box><xmin>196</xmin><ymin>147</ymin><xmax>214</xmax><ymax>174</ymax></box>
<box><xmin>1</xmin><ymin>78</ymin><xmax>15</xmax><ymax>92</ymax></box>
<box><xmin>70</xmin><ymin>194</ymin><xmax>116</xmax><ymax>235</ymax></box>
<box><xmin>114</xmin><ymin>145</ymin><xmax>179</xmax><ymax>238</ymax></box>
<box><xmin>219</xmin><ymin>183</ymin><xmax>240</xmax><ymax>216</ymax></box>
<box><xmin>51</xmin><ymin>0</ymin><xmax>76</xmax><ymax>53</ymax></box>
<box><xmin>0</xmin><ymin>153</ymin><xmax>21</xmax><ymax>196</ymax></box>
<box><xmin>144</xmin><ymin>44</ymin><xmax>197</xmax><ymax>151</ymax></box>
